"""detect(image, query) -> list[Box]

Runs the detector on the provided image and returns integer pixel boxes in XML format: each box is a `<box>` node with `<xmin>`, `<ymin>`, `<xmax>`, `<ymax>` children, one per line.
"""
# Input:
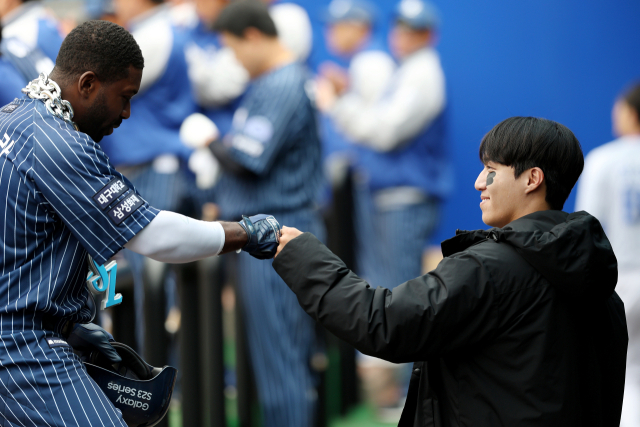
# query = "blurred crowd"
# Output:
<box><xmin>1</xmin><ymin>0</ymin><xmax>639</xmax><ymax>425</ymax></box>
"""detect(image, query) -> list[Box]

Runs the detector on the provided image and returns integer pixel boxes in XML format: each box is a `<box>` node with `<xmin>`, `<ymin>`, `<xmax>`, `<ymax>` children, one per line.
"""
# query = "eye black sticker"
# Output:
<box><xmin>486</xmin><ymin>171</ymin><xmax>496</xmax><ymax>186</ymax></box>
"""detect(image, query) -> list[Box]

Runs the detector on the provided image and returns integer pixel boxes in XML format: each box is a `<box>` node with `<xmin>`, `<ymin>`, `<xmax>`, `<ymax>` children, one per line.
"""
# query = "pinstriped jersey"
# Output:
<box><xmin>215</xmin><ymin>62</ymin><xmax>322</xmax><ymax>219</ymax></box>
<box><xmin>0</xmin><ymin>97</ymin><xmax>159</xmax><ymax>329</ymax></box>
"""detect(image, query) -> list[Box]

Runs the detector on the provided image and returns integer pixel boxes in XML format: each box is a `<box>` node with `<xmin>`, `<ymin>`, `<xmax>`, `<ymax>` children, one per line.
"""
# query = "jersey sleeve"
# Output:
<box><xmin>223</xmin><ymin>80</ymin><xmax>304</xmax><ymax>176</ymax></box>
<box><xmin>30</xmin><ymin>115</ymin><xmax>159</xmax><ymax>265</ymax></box>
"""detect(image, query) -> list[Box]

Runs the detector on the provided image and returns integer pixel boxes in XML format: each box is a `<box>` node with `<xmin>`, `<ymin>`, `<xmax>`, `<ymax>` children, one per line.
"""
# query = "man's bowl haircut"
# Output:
<box><xmin>213</xmin><ymin>0</ymin><xmax>278</xmax><ymax>38</ymax></box>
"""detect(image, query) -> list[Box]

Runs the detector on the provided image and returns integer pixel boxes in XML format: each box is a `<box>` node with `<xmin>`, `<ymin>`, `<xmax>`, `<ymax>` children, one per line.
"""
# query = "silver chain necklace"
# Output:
<box><xmin>22</xmin><ymin>73</ymin><xmax>78</xmax><ymax>130</ymax></box>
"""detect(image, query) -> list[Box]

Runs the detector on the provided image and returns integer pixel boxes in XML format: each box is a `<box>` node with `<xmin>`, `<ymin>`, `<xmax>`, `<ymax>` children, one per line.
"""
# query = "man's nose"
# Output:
<box><xmin>475</xmin><ymin>170</ymin><xmax>486</xmax><ymax>191</ymax></box>
<box><xmin>121</xmin><ymin>103</ymin><xmax>131</xmax><ymax>120</ymax></box>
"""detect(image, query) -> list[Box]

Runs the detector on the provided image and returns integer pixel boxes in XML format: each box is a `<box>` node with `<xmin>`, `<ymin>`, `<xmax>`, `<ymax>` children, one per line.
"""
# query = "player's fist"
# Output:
<box><xmin>275</xmin><ymin>226</ymin><xmax>303</xmax><ymax>258</ymax></box>
<box><xmin>238</xmin><ymin>214</ymin><xmax>281</xmax><ymax>259</ymax></box>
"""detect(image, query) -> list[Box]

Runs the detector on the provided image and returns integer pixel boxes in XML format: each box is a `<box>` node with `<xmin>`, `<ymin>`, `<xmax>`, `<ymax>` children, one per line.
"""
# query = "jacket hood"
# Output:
<box><xmin>442</xmin><ymin>210</ymin><xmax>618</xmax><ymax>301</ymax></box>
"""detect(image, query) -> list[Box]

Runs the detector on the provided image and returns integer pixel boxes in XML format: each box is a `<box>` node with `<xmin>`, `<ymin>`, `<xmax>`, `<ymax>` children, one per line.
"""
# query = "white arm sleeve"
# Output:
<box><xmin>125</xmin><ymin>210</ymin><xmax>225</xmax><ymax>263</ymax></box>
<box><xmin>331</xmin><ymin>49</ymin><xmax>445</xmax><ymax>152</ymax></box>
<box><xmin>185</xmin><ymin>43</ymin><xmax>249</xmax><ymax>107</ymax></box>
<box><xmin>270</xmin><ymin>3</ymin><xmax>313</xmax><ymax>62</ymax></box>
<box><xmin>132</xmin><ymin>11</ymin><xmax>173</xmax><ymax>93</ymax></box>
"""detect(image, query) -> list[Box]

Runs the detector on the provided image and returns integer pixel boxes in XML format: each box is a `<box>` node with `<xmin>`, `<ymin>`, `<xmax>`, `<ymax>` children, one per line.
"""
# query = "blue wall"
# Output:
<box><xmin>293</xmin><ymin>0</ymin><xmax>640</xmax><ymax>242</ymax></box>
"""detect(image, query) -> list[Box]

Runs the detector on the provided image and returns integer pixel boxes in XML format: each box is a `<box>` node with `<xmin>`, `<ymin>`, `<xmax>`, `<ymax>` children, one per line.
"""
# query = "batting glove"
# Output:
<box><xmin>67</xmin><ymin>322</ymin><xmax>122</xmax><ymax>364</ymax></box>
<box><xmin>238</xmin><ymin>214</ymin><xmax>281</xmax><ymax>260</ymax></box>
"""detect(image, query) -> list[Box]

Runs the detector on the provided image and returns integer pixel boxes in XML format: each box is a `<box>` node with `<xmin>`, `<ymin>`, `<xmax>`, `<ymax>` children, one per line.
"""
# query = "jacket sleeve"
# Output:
<box><xmin>272</xmin><ymin>233</ymin><xmax>499</xmax><ymax>363</ymax></box>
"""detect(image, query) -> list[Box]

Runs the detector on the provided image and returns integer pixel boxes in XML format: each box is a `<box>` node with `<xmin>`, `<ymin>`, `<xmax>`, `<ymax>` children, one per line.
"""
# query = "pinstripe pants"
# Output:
<box><xmin>0</xmin><ymin>330</ymin><xmax>127</xmax><ymax>427</ymax></box>
<box><xmin>353</xmin><ymin>184</ymin><xmax>439</xmax><ymax>290</ymax></box>
<box><xmin>236</xmin><ymin>209</ymin><xmax>325</xmax><ymax>427</ymax></box>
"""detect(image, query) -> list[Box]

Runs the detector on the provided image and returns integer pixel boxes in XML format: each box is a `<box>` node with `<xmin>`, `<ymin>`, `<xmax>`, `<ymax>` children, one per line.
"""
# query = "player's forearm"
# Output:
<box><xmin>208</xmin><ymin>140</ymin><xmax>257</xmax><ymax>178</ymax></box>
<box><xmin>124</xmin><ymin>210</ymin><xmax>247</xmax><ymax>263</ymax></box>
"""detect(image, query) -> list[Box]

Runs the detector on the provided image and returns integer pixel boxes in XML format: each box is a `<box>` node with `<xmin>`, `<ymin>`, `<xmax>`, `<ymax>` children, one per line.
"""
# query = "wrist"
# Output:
<box><xmin>219</xmin><ymin>221</ymin><xmax>249</xmax><ymax>254</ymax></box>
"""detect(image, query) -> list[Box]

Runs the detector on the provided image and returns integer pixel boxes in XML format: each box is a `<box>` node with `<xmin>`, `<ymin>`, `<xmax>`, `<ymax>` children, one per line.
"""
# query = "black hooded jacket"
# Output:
<box><xmin>273</xmin><ymin>210</ymin><xmax>627</xmax><ymax>427</ymax></box>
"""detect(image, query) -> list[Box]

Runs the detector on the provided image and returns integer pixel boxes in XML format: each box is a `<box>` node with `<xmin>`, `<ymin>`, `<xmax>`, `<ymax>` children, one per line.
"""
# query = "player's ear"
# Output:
<box><xmin>524</xmin><ymin>167</ymin><xmax>545</xmax><ymax>194</ymax></box>
<box><xmin>77</xmin><ymin>71</ymin><xmax>100</xmax><ymax>99</ymax></box>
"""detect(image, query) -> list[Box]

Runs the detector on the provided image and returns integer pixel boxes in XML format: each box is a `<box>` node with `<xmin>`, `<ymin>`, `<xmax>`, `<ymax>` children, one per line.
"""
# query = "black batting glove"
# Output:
<box><xmin>67</xmin><ymin>322</ymin><xmax>122</xmax><ymax>364</ymax></box>
<box><xmin>238</xmin><ymin>214</ymin><xmax>281</xmax><ymax>259</ymax></box>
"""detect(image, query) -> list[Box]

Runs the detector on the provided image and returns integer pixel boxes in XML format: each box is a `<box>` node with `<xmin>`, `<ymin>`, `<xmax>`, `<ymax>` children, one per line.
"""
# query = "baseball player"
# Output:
<box><xmin>0</xmin><ymin>0</ymin><xmax>62</xmax><ymax>68</ymax></box>
<box><xmin>326</xmin><ymin>0</ymin><xmax>450</xmax><ymax>293</ymax></box>
<box><xmin>181</xmin><ymin>2</ymin><xmax>324</xmax><ymax>425</ymax></box>
<box><xmin>0</xmin><ymin>26</ymin><xmax>26</xmax><ymax>106</ymax></box>
<box><xmin>319</xmin><ymin>0</ymin><xmax>450</xmax><ymax>414</ymax></box>
<box><xmin>575</xmin><ymin>82</ymin><xmax>640</xmax><ymax>427</ymax></box>
<box><xmin>0</xmin><ymin>20</ymin><xmax>279</xmax><ymax>426</ymax></box>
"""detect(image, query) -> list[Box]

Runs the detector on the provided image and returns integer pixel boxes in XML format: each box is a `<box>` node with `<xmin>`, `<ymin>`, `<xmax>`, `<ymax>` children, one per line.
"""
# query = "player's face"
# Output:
<box><xmin>475</xmin><ymin>161</ymin><xmax>526</xmax><ymax>228</ymax></box>
<box><xmin>326</xmin><ymin>22</ymin><xmax>370</xmax><ymax>56</ymax></box>
<box><xmin>389</xmin><ymin>24</ymin><xmax>431</xmax><ymax>59</ymax></box>
<box><xmin>221</xmin><ymin>31</ymin><xmax>261</xmax><ymax>78</ymax></box>
<box><xmin>86</xmin><ymin>66</ymin><xmax>142</xmax><ymax>142</ymax></box>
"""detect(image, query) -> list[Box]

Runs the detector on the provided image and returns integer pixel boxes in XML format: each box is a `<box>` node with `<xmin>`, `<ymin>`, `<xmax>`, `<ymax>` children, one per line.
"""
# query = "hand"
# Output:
<box><xmin>275</xmin><ymin>226</ymin><xmax>303</xmax><ymax>258</ymax></box>
<box><xmin>238</xmin><ymin>214</ymin><xmax>282</xmax><ymax>259</ymax></box>
<box><xmin>67</xmin><ymin>323</ymin><xmax>121</xmax><ymax>363</ymax></box>
<box><xmin>180</xmin><ymin>113</ymin><xmax>220</xmax><ymax>149</ymax></box>
<box><xmin>315</xmin><ymin>77</ymin><xmax>338</xmax><ymax>112</ymax></box>
<box><xmin>319</xmin><ymin>61</ymin><xmax>349</xmax><ymax>95</ymax></box>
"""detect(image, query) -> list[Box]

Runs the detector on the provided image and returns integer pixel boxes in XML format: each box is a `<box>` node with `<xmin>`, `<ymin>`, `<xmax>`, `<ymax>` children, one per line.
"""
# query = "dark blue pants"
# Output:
<box><xmin>0</xmin><ymin>330</ymin><xmax>126</xmax><ymax>426</ymax></box>
<box><xmin>236</xmin><ymin>209</ymin><xmax>325</xmax><ymax>427</ymax></box>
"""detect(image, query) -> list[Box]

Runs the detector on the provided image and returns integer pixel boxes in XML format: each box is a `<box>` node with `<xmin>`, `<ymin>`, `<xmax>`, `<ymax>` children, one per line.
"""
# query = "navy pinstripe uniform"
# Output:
<box><xmin>0</xmin><ymin>96</ymin><xmax>158</xmax><ymax>426</ymax></box>
<box><xmin>215</xmin><ymin>62</ymin><xmax>324</xmax><ymax>427</ymax></box>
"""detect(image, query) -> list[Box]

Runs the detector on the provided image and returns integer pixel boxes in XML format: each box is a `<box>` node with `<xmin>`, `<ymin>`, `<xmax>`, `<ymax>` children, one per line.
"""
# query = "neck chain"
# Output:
<box><xmin>22</xmin><ymin>73</ymin><xmax>78</xmax><ymax>130</ymax></box>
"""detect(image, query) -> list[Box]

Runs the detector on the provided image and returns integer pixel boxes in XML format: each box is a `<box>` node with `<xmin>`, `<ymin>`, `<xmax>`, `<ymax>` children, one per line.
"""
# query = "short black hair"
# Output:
<box><xmin>621</xmin><ymin>82</ymin><xmax>640</xmax><ymax>123</ymax></box>
<box><xmin>53</xmin><ymin>20</ymin><xmax>144</xmax><ymax>85</ymax></box>
<box><xmin>479</xmin><ymin>117</ymin><xmax>584</xmax><ymax>210</ymax></box>
<box><xmin>213</xmin><ymin>1</ymin><xmax>278</xmax><ymax>37</ymax></box>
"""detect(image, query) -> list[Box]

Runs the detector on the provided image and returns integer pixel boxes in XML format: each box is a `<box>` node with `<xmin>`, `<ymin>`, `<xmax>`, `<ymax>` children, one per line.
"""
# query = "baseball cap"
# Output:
<box><xmin>395</xmin><ymin>0</ymin><xmax>440</xmax><ymax>30</ymax></box>
<box><xmin>325</xmin><ymin>0</ymin><xmax>376</xmax><ymax>24</ymax></box>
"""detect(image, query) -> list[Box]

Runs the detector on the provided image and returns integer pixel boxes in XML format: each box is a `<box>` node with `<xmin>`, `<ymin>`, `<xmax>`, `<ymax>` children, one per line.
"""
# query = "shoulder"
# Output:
<box><xmin>402</xmin><ymin>48</ymin><xmax>443</xmax><ymax>76</ymax></box>
<box><xmin>254</xmin><ymin>64</ymin><xmax>309</xmax><ymax>102</ymax></box>
<box><xmin>447</xmin><ymin>239</ymin><xmax>539</xmax><ymax>294</ymax></box>
<box><xmin>131</xmin><ymin>9</ymin><xmax>174</xmax><ymax>55</ymax></box>
<box><xmin>31</xmin><ymin>104</ymin><xmax>95</xmax><ymax>152</ymax></box>
<box><xmin>583</xmin><ymin>140</ymin><xmax>626</xmax><ymax>170</ymax></box>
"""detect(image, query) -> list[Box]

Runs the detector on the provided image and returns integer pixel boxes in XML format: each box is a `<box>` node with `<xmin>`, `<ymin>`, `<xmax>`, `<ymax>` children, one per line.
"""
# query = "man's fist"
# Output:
<box><xmin>239</xmin><ymin>214</ymin><xmax>281</xmax><ymax>259</ymax></box>
<box><xmin>275</xmin><ymin>226</ymin><xmax>303</xmax><ymax>258</ymax></box>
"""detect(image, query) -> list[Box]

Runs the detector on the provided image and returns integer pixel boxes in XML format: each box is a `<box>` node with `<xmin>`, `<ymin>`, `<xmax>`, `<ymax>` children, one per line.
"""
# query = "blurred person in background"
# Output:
<box><xmin>100</xmin><ymin>0</ymin><xmax>197</xmax><ymax>353</ymax></box>
<box><xmin>316</xmin><ymin>0</ymin><xmax>395</xmax><ymax>200</ymax></box>
<box><xmin>0</xmin><ymin>0</ymin><xmax>62</xmax><ymax>67</ymax></box>
<box><xmin>318</xmin><ymin>0</ymin><xmax>451</xmax><ymax>418</ymax></box>
<box><xmin>182</xmin><ymin>2</ymin><xmax>324</xmax><ymax>425</ymax></box>
<box><xmin>575</xmin><ymin>82</ymin><xmax>640</xmax><ymax>427</ymax></box>
<box><xmin>0</xmin><ymin>23</ymin><xmax>26</xmax><ymax>105</ymax></box>
<box><xmin>178</xmin><ymin>0</ymin><xmax>312</xmax><ymax>202</ymax></box>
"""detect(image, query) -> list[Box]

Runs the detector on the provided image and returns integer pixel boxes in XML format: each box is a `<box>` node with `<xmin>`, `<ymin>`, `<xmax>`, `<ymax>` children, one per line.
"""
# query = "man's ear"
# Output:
<box><xmin>77</xmin><ymin>71</ymin><xmax>100</xmax><ymax>99</ymax></box>
<box><xmin>524</xmin><ymin>167</ymin><xmax>545</xmax><ymax>194</ymax></box>
<box><xmin>243</xmin><ymin>27</ymin><xmax>263</xmax><ymax>42</ymax></box>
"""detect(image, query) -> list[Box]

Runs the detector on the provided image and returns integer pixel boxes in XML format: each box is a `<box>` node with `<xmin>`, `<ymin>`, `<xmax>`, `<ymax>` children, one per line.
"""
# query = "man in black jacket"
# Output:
<box><xmin>272</xmin><ymin>117</ymin><xmax>627</xmax><ymax>427</ymax></box>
